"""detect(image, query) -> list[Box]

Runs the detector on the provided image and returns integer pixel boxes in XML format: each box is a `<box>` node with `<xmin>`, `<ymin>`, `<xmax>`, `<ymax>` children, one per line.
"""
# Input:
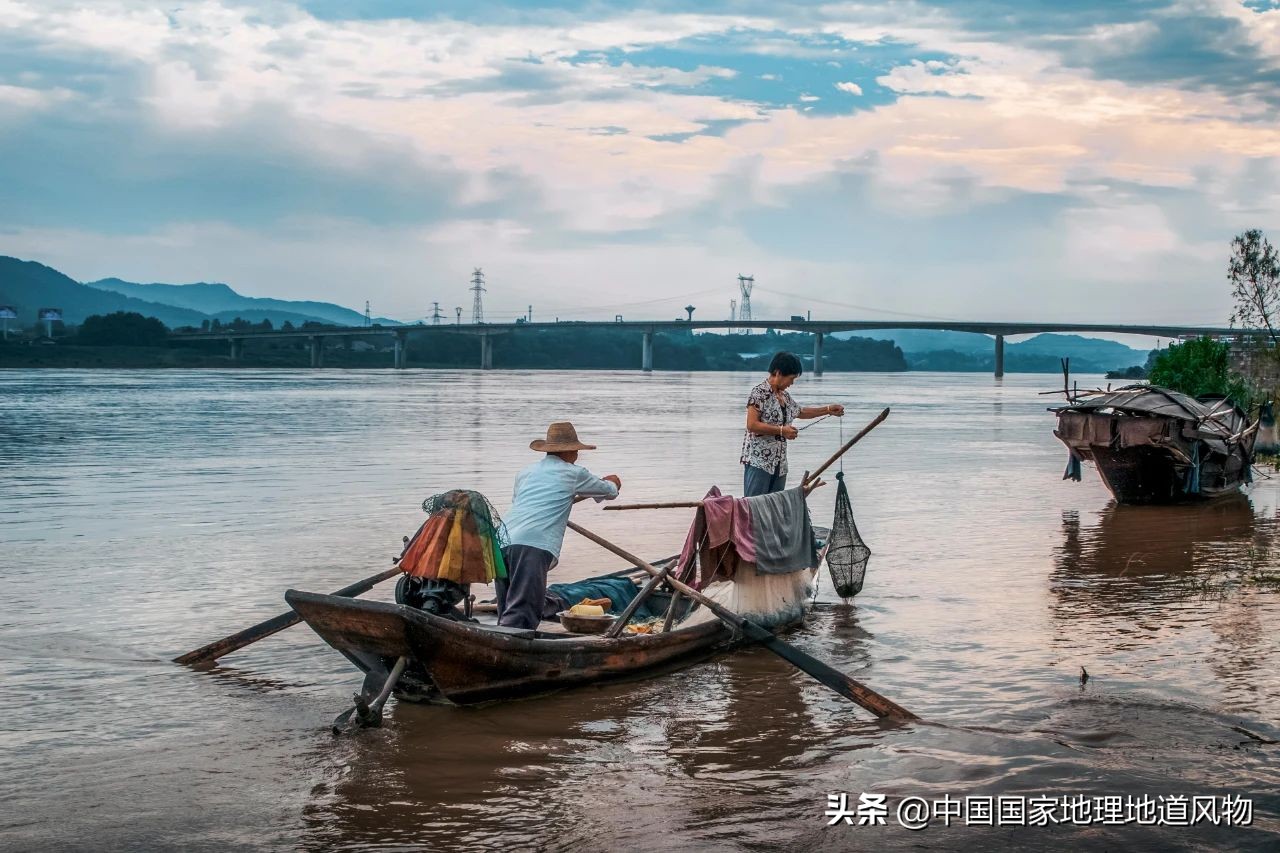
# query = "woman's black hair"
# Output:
<box><xmin>768</xmin><ymin>351</ymin><xmax>803</xmax><ymax>377</ymax></box>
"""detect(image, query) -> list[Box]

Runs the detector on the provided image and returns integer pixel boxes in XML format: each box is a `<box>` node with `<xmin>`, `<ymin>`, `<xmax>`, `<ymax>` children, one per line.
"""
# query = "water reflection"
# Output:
<box><xmin>1051</xmin><ymin>494</ymin><xmax>1280</xmax><ymax>716</ymax></box>
<box><xmin>303</xmin><ymin>631</ymin><xmax>860</xmax><ymax>851</ymax></box>
<box><xmin>1053</xmin><ymin>495</ymin><xmax>1266</xmax><ymax>604</ymax></box>
<box><xmin>7</xmin><ymin>370</ymin><xmax>1280</xmax><ymax>851</ymax></box>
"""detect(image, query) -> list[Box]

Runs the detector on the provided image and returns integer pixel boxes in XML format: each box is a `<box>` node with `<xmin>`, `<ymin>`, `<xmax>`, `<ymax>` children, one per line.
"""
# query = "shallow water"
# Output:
<box><xmin>1</xmin><ymin>369</ymin><xmax>1277</xmax><ymax>850</ymax></box>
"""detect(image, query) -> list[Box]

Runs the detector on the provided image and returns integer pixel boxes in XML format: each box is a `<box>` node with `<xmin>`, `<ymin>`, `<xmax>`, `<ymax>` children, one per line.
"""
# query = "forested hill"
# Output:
<box><xmin>0</xmin><ymin>255</ymin><xmax>390</xmax><ymax>328</ymax></box>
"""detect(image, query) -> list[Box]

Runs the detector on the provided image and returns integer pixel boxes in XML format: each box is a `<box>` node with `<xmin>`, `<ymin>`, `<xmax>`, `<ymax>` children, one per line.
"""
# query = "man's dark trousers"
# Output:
<box><xmin>496</xmin><ymin>544</ymin><xmax>558</xmax><ymax>629</ymax></box>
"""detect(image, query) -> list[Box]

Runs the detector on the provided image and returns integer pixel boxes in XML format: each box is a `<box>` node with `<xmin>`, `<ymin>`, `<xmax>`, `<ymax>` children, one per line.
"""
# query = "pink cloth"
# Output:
<box><xmin>676</xmin><ymin>486</ymin><xmax>757</xmax><ymax>587</ymax></box>
<box><xmin>703</xmin><ymin>488</ymin><xmax>756</xmax><ymax>563</ymax></box>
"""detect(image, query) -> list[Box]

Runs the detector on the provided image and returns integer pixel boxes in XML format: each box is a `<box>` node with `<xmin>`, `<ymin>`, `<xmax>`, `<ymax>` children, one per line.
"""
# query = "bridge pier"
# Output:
<box><xmin>309</xmin><ymin>336</ymin><xmax>324</xmax><ymax>368</ymax></box>
<box><xmin>393</xmin><ymin>333</ymin><xmax>407</xmax><ymax>369</ymax></box>
<box><xmin>229</xmin><ymin>337</ymin><xmax>243</xmax><ymax>361</ymax></box>
<box><xmin>642</xmin><ymin>331</ymin><xmax>653</xmax><ymax>372</ymax></box>
<box><xmin>813</xmin><ymin>332</ymin><xmax>824</xmax><ymax>377</ymax></box>
<box><xmin>480</xmin><ymin>333</ymin><xmax>493</xmax><ymax>370</ymax></box>
<box><xmin>994</xmin><ymin>334</ymin><xmax>1004</xmax><ymax>378</ymax></box>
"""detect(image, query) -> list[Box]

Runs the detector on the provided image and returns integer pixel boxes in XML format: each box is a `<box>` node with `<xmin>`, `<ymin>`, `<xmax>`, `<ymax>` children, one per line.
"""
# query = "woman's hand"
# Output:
<box><xmin>828</xmin><ymin>404</ymin><xmax>845</xmax><ymax>417</ymax></box>
<box><xmin>780</xmin><ymin>425</ymin><xmax>799</xmax><ymax>440</ymax></box>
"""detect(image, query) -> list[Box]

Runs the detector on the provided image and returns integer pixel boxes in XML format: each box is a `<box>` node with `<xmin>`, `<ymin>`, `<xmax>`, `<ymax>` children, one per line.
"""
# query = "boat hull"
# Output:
<box><xmin>1089</xmin><ymin>445</ymin><xmax>1243</xmax><ymax>504</ymax></box>
<box><xmin>286</xmin><ymin>589</ymin><xmax>736</xmax><ymax>705</ymax></box>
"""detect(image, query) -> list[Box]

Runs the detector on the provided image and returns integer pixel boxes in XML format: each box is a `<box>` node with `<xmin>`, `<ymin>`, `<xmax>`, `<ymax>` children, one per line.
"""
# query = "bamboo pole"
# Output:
<box><xmin>604</xmin><ymin>500</ymin><xmax>703</xmax><ymax>511</ymax></box>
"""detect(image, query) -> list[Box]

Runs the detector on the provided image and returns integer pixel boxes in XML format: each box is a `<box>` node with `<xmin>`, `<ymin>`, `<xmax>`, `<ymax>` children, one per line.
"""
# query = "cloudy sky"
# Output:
<box><xmin>2</xmin><ymin>1</ymin><xmax>1279</xmax><ymax>327</ymax></box>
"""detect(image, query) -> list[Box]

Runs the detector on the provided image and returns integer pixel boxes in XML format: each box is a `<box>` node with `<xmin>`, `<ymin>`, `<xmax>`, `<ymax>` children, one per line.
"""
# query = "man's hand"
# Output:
<box><xmin>781</xmin><ymin>425</ymin><xmax>799</xmax><ymax>440</ymax></box>
<box><xmin>603</xmin><ymin>474</ymin><xmax>622</xmax><ymax>492</ymax></box>
<box><xmin>829</xmin><ymin>404</ymin><xmax>845</xmax><ymax>417</ymax></box>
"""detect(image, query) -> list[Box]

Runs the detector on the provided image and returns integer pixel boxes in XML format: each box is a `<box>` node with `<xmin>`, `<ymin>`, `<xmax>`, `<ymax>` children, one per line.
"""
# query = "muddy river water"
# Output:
<box><xmin>1</xmin><ymin>369</ymin><xmax>1277</xmax><ymax>850</ymax></box>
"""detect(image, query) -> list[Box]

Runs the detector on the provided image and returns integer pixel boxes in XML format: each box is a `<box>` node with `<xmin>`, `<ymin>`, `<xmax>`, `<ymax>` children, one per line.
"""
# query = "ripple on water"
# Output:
<box><xmin>1</xmin><ymin>369</ymin><xmax>1278</xmax><ymax>850</ymax></box>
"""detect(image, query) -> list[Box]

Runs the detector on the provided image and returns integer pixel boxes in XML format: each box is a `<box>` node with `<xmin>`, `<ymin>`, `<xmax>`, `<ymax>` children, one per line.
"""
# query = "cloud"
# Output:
<box><xmin>0</xmin><ymin>0</ymin><xmax>1278</xmax><ymax>326</ymax></box>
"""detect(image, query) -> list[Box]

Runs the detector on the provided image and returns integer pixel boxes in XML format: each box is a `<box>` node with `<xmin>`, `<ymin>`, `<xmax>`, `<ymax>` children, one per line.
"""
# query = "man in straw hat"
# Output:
<box><xmin>497</xmin><ymin>421</ymin><xmax>622</xmax><ymax>629</ymax></box>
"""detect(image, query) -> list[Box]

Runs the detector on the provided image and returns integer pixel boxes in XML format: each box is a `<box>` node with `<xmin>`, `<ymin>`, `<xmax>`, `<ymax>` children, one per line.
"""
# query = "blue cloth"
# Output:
<box><xmin>501</xmin><ymin>455</ymin><xmax>618</xmax><ymax>558</ymax></box>
<box><xmin>743</xmin><ymin>463</ymin><xmax>787</xmax><ymax>497</ymax></box>
<box><xmin>547</xmin><ymin>577</ymin><xmax>669</xmax><ymax>620</ymax></box>
<box><xmin>1063</xmin><ymin>451</ymin><xmax>1082</xmax><ymax>482</ymax></box>
<box><xmin>1183</xmin><ymin>442</ymin><xmax>1202</xmax><ymax>494</ymax></box>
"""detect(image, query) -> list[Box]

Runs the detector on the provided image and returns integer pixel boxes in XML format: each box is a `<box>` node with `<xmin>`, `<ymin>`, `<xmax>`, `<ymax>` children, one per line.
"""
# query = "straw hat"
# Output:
<box><xmin>530</xmin><ymin>421</ymin><xmax>597</xmax><ymax>452</ymax></box>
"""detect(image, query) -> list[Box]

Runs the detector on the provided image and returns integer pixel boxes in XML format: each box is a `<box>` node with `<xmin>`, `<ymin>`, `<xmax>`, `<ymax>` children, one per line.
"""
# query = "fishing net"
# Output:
<box><xmin>826</xmin><ymin>471</ymin><xmax>870</xmax><ymax>600</ymax></box>
<box><xmin>399</xmin><ymin>489</ymin><xmax>508</xmax><ymax>584</ymax></box>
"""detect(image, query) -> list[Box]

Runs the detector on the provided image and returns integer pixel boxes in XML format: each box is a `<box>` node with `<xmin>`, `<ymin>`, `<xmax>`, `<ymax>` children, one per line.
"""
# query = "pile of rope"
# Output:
<box><xmin>398</xmin><ymin>490</ymin><xmax>508</xmax><ymax>584</ymax></box>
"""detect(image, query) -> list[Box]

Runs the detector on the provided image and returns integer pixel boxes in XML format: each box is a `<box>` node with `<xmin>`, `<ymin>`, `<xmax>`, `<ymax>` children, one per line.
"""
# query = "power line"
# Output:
<box><xmin>756</xmin><ymin>285</ymin><xmax>965</xmax><ymax>323</ymax></box>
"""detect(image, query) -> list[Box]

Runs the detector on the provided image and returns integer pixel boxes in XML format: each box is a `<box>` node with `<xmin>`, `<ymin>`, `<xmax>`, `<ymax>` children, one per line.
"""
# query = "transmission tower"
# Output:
<box><xmin>730</xmin><ymin>298</ymin><xmax>737</xmax><ymax>333</ymax></box>
<box><xmin>431</xmin><ymin>302</ymin><xmax>444</xmax><ymax>325</ymax></box>
<box><xmin>737</xmin><ymin>274</ymin><xmax>754</xmax><ymax>334</ymax></box>
<box><xmin>363</xmin><ymin>301</ymin><xmax>371</xmax><ymax>327</ymax></box>
<box><xmin>470</xmin><ymin>268</ymin><xmax>486</xmax><ymax>324</ymax></box>
<box><xmin>455</xmin><ymin>306</ymin><xmax>462</xmax><ymax>325</ymax></box>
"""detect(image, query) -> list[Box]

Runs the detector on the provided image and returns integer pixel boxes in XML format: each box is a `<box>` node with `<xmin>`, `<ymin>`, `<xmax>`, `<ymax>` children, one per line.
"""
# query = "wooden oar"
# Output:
<box><xmin>174</xmin><ymin>562</ymin><xmax>403</xmax><ymax>665</ymax></box>
<box><xmin>567</xmin><ymin>520</ymin><xmax>916</xmax><ymax>720</ymax></box>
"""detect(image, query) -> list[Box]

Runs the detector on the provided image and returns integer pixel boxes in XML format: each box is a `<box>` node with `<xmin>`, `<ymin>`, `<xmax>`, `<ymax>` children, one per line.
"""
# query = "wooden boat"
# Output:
<box><xmin>1051</xmin><ymin>385</ymin><xmax>1256</xmax><ymax>504</ymax></box>
<box><xmin>286</xmin><ymin>541</ymin><xmax>826</xmax><ymax>708</ymax></box>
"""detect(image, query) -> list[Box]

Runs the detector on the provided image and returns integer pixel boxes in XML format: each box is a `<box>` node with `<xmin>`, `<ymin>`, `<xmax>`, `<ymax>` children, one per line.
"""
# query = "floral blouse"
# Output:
<box><xmin>740</xmin><ymin>380</ymin><xmax>800</xmax><ymax>476</ymax></box>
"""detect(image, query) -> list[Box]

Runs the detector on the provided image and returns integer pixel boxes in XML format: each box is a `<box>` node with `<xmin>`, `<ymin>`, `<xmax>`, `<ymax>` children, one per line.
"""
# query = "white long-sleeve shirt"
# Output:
<box><xmin>501</xmin><ymin>455</ymin><xmax>619</xmax><ymax>558</ymax></box>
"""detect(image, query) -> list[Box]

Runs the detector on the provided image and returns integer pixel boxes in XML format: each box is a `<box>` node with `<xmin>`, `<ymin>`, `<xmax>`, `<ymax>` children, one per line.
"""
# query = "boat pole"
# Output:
<box><xmin>567</xmin><ymin>520</ymin><xmax>916</xmax><ymax>720</ymax></box>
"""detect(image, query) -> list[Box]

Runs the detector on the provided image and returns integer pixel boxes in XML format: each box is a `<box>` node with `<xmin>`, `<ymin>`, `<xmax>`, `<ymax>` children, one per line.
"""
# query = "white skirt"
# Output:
<box><xmin>680</xmin><ymin>563</ymin><xmax>817</xmax><ymax>631</ymax></box>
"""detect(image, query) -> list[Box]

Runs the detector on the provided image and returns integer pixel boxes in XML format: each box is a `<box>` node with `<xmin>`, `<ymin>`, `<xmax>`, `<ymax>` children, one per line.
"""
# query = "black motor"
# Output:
<box><xmin>395</xmin><ymin>575</ymin><xmax>473</xmax><ymax>621</ymax></box>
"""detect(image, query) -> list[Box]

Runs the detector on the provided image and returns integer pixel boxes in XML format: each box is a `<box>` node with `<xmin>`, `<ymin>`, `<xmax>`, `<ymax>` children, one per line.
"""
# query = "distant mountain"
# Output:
<box><xmin>87</xmin><ymin>277</ymin><xmax>400</xmax><ymax>327</ymax></box>
<box><xmin>0</xmin><ymin>256</ymin><xmax>210</xmax><ymax>328</ymax></box>
<box><xmin>1010</xmin><ymin>333</ymin><xmax>1147</xmax><ymax>365</ymax></box>
<box><xmin>837</xmin><ymin>328</ymin><xmax>1150</xmax><ymax>371</ymax></box>
<box><xmin>835</xmin><ymin>328</ymin><xmax>995</xmax><ymax>354</ymax></box>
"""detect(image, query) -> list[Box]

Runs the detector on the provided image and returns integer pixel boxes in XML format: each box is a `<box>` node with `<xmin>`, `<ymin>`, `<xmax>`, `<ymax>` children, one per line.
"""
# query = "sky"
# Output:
<box><xmin>2</xmin><ymin>0</ymin><xmax>1279</xmax><ymax>329</ymax></box>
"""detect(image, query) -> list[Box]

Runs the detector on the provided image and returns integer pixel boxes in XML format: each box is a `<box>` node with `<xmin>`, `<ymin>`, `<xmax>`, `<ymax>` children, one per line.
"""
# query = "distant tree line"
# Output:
<box><xmin>76</xmin><ymin>311</ymin><xmax>168</xmax><ymax>346</ymax></box>
<box><xmin>407</xmin><ymin>327</ymin><xmax>908</xmax><ymax>371</ymax></box>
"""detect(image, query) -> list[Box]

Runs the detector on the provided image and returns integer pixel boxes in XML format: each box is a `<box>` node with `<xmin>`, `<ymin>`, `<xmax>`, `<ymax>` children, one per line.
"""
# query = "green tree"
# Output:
<box><xmin>76</xmin><ymin>312</ymin><xmax>169</xmax><ymax>347</ymax></box>
<box><xmin>1229</xmin><ymin>228</ymin><xmax>1280</xmax><ymax>343</ymax></box>
<box><xmin>1147</xmin><ymin>337</ymin><xmax>1250</xmax><ymax>405</ymax></box>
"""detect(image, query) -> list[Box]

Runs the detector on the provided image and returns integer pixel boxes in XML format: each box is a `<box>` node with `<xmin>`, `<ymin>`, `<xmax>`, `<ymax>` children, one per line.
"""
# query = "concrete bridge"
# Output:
<box><xmin>169</xmin><ymin>318</ymin><xmax>1245</xmax><ymax>376</ymax></box>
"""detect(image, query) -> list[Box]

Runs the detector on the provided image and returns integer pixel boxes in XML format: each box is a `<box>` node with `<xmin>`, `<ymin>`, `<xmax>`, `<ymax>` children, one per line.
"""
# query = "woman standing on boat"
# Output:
<box><xmin>741</xmin><ymin>351</ymin><xmax>843</xmax><ymax>497</ymax></box>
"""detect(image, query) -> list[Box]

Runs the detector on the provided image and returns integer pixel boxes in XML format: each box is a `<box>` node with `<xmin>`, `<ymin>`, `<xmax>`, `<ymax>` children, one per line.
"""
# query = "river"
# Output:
<box><xmin>1</xmin><ymin>369</ymin><xmax>1277</xmax><ymax>850</ymax></box>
